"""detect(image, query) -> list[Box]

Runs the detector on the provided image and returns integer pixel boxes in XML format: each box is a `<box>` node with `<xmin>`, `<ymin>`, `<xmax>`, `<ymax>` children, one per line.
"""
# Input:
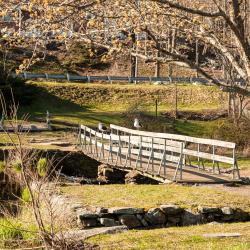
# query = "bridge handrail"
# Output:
<box><xmin>110</xmin><ymin>124</ymin><xmax>239</xmax><ymax>173</ymax></box>
<box><xmin>80</xmin><ymin>125</ymin><xmax>183</xmax><ymax>148</ymax></box>
<box><xmin>110</xmin><ymin>124</ymin><xmax>236</xmax><ymax>149</ymax></box>
<box><xmin>79</xmin><ymin>124</ymin><xmax>240</xmax><ymax>180</ymax></box>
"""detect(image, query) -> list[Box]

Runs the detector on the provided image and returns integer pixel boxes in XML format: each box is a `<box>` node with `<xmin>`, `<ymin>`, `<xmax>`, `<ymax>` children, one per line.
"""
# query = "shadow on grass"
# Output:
<box><xmin>18</xmin><ymin>84</ymin><xmax>124</xmax><ymax>126</ymax></box>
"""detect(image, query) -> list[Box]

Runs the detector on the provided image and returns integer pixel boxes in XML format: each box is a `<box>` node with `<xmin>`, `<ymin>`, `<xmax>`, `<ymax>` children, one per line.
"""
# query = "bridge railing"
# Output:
<box><xmin>79</xmin><ymin>125</ymin><xmax>185</xmax><ymax>180</ymax></box>
<box><xmin>110</xmin><ymin>124</ymin><xmax>240</xmax><ymax>180</ymax></box>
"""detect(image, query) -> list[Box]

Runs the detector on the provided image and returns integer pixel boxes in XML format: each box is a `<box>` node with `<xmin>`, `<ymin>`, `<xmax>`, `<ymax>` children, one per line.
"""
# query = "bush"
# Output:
<box><xmin>21</xmin><ymin>187</ymin><xmax>31</xmax><ymax>203</ymax></box>
<box><xmin>37</xmin><ymin>158</ymin><xmax>47</xmax><ymax>177</ymax></box>
<box><xmin>0</xmin><ymin>218</ymin><xmax>23</xmax><ymax>240</ymax></box>
<box><xmin>13</xmin><ymin>161</ymin><xmax>22</xmax><ymax>173</ymax></box>
<box><xmin>213</xmin><ymin>119</ymin><xmax>250</xmax><ymax>149</ymax></box>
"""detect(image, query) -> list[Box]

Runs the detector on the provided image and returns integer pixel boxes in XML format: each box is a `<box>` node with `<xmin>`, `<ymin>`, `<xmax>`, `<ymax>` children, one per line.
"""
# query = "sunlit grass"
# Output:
<box><xmin>87</xmin><ymin>222</ymin><xmax>250</xmax><ymax>250</ymax></box>
<box><xmin>61</xmin><ymin>184</ymin><xmax>250</xmax><ymax>211</ymax></box>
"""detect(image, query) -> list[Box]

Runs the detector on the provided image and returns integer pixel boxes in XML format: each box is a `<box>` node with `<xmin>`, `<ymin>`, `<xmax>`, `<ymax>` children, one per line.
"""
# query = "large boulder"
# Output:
<box><xmin>145</xmin><ymin>208</ymin><xmax>166</xmax><ymax>225</ymax></box>
<box><xmin>119</xmin><ymin>214</ymin><xmax>142</xmax><ymax>229</ymax></box>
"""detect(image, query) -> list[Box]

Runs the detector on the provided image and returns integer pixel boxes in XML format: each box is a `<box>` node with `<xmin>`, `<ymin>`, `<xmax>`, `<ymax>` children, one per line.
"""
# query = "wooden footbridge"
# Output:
<box><xmin>78</xmin><ymin>124</ymin><xmax>241</xmax><ymax>183</ymax></box>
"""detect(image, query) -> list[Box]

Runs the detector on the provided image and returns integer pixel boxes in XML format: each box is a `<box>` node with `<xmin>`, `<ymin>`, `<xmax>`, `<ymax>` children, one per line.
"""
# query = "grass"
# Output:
<box><xmin>87</xmin><ymin>222</ymin><xmax>250</xmax><ymax>250</ymax></box>
<box><xmin>19</xmin><ymin>81</ymin><xmax>225</xmax><ymax>127</ymax></box>
<box><xmin>0</xmin><ymin>217</ymin><xmax>36</xmax><ymax>242</ymax></box>
<box><xmin>61</xmin><ymin>184</ymin><xmax>250</xmax><ymax>211</ymax></box>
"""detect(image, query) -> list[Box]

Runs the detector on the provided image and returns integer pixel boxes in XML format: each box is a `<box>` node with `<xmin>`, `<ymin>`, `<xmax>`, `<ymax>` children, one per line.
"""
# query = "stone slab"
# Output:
<box><xmin>202</xmin><ymin>233</ymin><xmax>241</xmax><ymax>238</ymax></box>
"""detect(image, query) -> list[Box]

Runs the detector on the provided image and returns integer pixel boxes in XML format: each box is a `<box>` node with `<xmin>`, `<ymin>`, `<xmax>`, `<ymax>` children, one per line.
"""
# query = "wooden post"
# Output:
<box><xmin>159</xmin><ymin>139</ymin><xmax>167</xmax><ymax>176</ymax></box>
<box><xmin>83</xmin><ymin>126</ymin><xmax>87</xmax><ymax>149</ymax></box>
<box><xmin>155</xmin><ymin>50</ymin><xmax>160</xmax><ymax>77</ymax></box>
<box><xmin>95</xmin><ymin>131</ymin><xmax>98</xmax><ymax>157</ymax></box>
<box><xmin>197</xmin><ymin>143</ymin><xmax>200</xmax><ymax>170</ymax></box>
<box><xmin>101</xmin><ymin>132</ymin><xmax>104</xmax><ymax>159</ymax></box>
<box><xmin>195</xmin><ymin>39</ymin><xmax>199</xmax><ymax>77</ymax></box>
<box><xmin>155</xmin><ymin>99</ymin><xmax>158</xmax><ymax>117</ymax></box>
<box><xmin>212</xmin><ymin>145</ymin><xmax>215</xmax><ymax>173</ymax></box>
<box><xmin>125</xmin><ymin>134</ymin><xmax>131</xmax><ymax>167</ymax></box>
<box><xmin>151</xmin><ymin>137</ymin><xmax>154</xmax><ymax>173</ymax></box>
<box><xmin>174</xmin><ymin>81</ymin><xmax>178</xmax><ymax>119</ymax></box>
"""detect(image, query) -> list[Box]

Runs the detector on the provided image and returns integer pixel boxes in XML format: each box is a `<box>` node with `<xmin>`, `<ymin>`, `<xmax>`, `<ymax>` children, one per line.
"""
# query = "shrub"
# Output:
<box><xmin>13</xmin><ymin>161</ymin><xmax>22</xmax><ymax>173</ymax></box>
<box><xmin>0</xmin><ymin>218</ymin><xmax>23</xmax><ymax>240</ymax></box>
<box><xmin>37</xmin><ymin>158</ymin><xmax>47</xmax><ymax>177</ymax></box>
<box><xmin>213</xmin><ymin>119</ymin><xmax>250</xmax><ymax>150</ymax></box>
<box><xmin>21</xmin><ymin>187</ymin><xmax>31</xmax><ymax>203</ymax></box>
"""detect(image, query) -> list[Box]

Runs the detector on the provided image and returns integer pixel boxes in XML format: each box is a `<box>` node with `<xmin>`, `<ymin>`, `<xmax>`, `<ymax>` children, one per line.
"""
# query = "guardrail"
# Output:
<box><xmin>13</xmin><ymin>72</ymin><xmax>246</xmax><ymax>85</ymax></box>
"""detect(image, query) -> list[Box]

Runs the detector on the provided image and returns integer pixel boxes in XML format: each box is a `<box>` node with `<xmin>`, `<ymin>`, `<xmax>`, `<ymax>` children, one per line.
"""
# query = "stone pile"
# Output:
<box><xmin>76</xmin><ymin>204</ymin><xmax>250</xmax><ymax>230</ymax></box>
<box><xmin>97</xmin><ymin>164</ymin><xmax>126</xmax><ymax>184</ymax></box>
<box><xmin>125</xmin><ymin>170</ymin><xmax>159</xmax><ymax>184</ymax></box>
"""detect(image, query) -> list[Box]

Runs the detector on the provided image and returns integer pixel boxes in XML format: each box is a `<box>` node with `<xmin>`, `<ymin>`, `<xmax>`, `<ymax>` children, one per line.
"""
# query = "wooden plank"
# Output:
<box><xmin>183</xmin><ymin>149</ymin><xmax>234</xmax><ymax>164</ymax></box>
<box><xmin>81</xmin><ymin>126</ymin><xmax>183</xmax><ymax>148</ymax></box>
<box><xmin>81</xmin><ymin>134</ymin><xmax>183</xmax><ymax>153</ymax></box>
<box><xmin>80</xmin><ymin>128</ymin><xmax>234</xmax><ymax>164</ymax></box>
<box><xmin>110</xmin><ymin>124</ymin><xmax>236</xmax><ymax>149</ymax></box>
<box><xmin>84</xmin><ymin>137</ymin><xmax>180</xmax><ymax>163</ymax></box>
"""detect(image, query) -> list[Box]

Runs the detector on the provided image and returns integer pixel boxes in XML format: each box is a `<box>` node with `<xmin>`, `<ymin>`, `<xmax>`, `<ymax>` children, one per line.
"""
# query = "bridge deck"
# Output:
<box><xmin>79</xmin><ymin>125</ymin><xmax>241</xmax><ymax>184</ymax></box>
<box><xmin>81</xmin><ymin>148</ymin><xmax>238</xmax><ymax>184</ymax></box>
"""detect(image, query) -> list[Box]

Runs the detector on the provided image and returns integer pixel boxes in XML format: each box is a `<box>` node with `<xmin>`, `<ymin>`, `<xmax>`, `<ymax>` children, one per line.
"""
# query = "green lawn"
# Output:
<box><xmin>61</xmin><ymin>184</ymin><xmax>250</xmax><ymax>211</ymax></box>
<box><xmin>87</xmin><ymin>222</ymin><xmax>250</xmax><ymax>250</ymax></box>
<box><xmin>19</xmin><ymin>81</ymin><xmax>225</xmax><ymax>134</ymax></box>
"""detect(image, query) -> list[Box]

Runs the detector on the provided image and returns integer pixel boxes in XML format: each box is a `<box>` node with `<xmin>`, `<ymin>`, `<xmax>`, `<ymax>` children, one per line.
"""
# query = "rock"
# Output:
<box><xmin>240</xmin><ymin>177</ymin><xmax>250</xmax><ymax>184</ymax></box>
<box><xmin>160</xmin><ymin>204</ymin><xmax>183</xmax><ymax>215</ymax></box>
<box><xmin>208</xmin><ymin>221</ymin><xmax>221</xmax><ymax>225</ymax></box>
<box><xmin>77</xmin><ymin>209</ymin><xmax>99</xmax><ymax>227</ymax></box>
<box><xmin>233</xmin><ymin>209</ymin><xmax>249</xmax><ymax>222</ymax></box>
<box><xmin>96</xmin><ymin>207</ymin><xmax>108</xmax><ymax>214</ymax></box>
<box><xmin>198</xmin><ymin>206</ymin><xmax>221</xmax><ymax>214</ymax></box>
<box><xmin>30</xmin><ymin>125</ymin><xmax>38</xmax><ymax>131</ymax></box>
<box><xmin>61</xmin><ymin>226</ymin><xmax>128</xmax><ymax>241</ymax></box>
<box><xmin>98</xmin><ymin>164</ymin><xmax>126</xmax><ymax>184</ymax></box>
<box><xmin>202</xmin><ymin>233</ymin><xmax>241</xmax><ymax>238</ymax></box>
<box><xmin>99</xmin><ymin>218</ymin><xmax>119</xmax><ymax>227</ymax></box>
<box><xmin>182</xmin><ymin>209</ymin><xmax>202</xmax><ymax>226</ymax></box>
<box><xmin>98</xmin><ymin>213</ymin><xmax>115</xmax><ymax>219</ymax></box>
<box><xmin>145</xmin><ymin>208</ymin><xmax>166</xmax><ymax>225</ymax></box>
<box><xmin>108</xmin><ymin>207</ymin><xmax>144</xmax><ymax>215</ymax></box>
<box><xmin>78</xmin><ymin>218</ymin><xmax>98</xmax><ymax>228</ymax></box>
<box><xmin>221</xmin><ymin>215</ymin><xmax>234</xmax><ymax>222</ymax></box>
<box><xmin>125</xmin><ymin>170</ymin><xmax>159</xmax><ymax>184</ymax></box>
<box><xmin>221</xmin><ymin>207</ymin><xmax>234</xmax><ymax>215</ymax></box>
<box><xmin>119</xmin><ymin>214</ymin><xmax>141</xmax><ymax>229</ymax></box>
<box><xmin>166</xmin><ymin>216</ymin><xmax>181</xmax><ymax>226</ymax></box>
<box><xmin>78</xmin><ymin>213</ymin><xmax>99</xmax><ymax>219</ymax></box>
<box><xmin>136</xmin><ymin>214</ymin><xmax>149</xmax><ymax>227</ymax></box>
<box><xmin>153</xmin><ymin>81</ymin><xmax>163</xmax><ymax>85</ymax></box>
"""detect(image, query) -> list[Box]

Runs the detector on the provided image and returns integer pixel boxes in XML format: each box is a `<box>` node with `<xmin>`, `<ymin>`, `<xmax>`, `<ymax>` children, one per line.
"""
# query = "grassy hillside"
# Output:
<box><xmin>19</xmin><ymin>81</ymin><xmax>227</xmax><ymax>137</ymax></box>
